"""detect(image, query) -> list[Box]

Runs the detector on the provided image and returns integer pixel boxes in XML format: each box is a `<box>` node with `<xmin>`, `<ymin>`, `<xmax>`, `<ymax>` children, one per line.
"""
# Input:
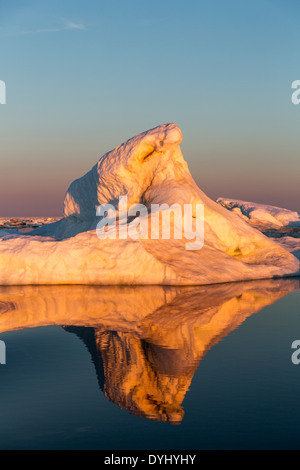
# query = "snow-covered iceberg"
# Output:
<box><xmin>217</xmin><ymin>198</ymin><xmax>300</xmax><ymax>229</ymax></box>
<box><xmin>0</xmin><ymin>123</ymin><xmax>299</xmax><ymax>285</ymax></box>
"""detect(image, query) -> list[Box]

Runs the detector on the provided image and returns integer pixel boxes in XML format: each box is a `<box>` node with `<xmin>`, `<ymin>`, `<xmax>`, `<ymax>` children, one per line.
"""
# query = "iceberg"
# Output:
<box><xmin>217</xmin><ymin>198</ymin><xmax>300</xmax><ymax>229</ymax></box>
<box><xmin>0</xmin><ymin>123</ymin><xmax>299</xmax><ymax>285</ymax></box>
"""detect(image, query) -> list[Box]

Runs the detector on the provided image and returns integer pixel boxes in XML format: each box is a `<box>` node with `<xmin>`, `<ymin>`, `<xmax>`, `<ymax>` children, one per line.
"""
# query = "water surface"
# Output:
<box><xmin>0</xmin><ymin>279</ymin><xmax>299</xmax><ymax>449</ymax></box>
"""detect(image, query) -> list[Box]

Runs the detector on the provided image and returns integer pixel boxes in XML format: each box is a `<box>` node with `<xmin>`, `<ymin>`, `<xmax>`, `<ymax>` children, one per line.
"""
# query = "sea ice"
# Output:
<box><xmin>217</xmin><ymin>198</ymin><xmax>300</xmax><ymax>229</ymax></box>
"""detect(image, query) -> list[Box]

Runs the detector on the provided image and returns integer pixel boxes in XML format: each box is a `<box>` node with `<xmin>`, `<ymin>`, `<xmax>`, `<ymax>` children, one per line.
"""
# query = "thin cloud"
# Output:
<box><xmin>65</xmin><ymin>21</ymin><xmax>85</xmax><ymax>30</ymax></box>
<box><xmin>2</xmin><ymin>19</ymin><xmax>86</xmax><ymax>37</ymax></box>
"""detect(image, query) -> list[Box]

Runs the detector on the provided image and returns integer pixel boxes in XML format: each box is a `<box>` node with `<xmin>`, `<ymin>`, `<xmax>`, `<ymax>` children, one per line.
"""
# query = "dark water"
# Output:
<box><xmin>0</xmin><ymin>279</ymin><xmax>299</xmax><ymax>450</ymax></box>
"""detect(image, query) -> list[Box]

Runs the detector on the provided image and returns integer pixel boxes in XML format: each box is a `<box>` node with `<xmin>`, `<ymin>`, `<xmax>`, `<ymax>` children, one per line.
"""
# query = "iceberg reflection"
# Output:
<box><xmin>0</xmin><ymin>278</ymin><xmax>299</xmax><ymax>423</ymax></box>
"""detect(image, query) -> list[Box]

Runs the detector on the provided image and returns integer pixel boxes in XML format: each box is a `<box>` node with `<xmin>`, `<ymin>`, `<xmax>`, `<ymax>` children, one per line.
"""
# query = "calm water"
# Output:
<box><xmin>0</xmin><ymin>278</ymin><xmax>299</xmax><ymax>450</ymax></box>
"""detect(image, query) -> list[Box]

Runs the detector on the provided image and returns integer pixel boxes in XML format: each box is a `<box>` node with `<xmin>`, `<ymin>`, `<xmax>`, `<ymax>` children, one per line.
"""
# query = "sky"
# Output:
<box><xmin>0</xmin><ymin>0</ymin><xmax>299</xmax><ymax>216</ymax></box>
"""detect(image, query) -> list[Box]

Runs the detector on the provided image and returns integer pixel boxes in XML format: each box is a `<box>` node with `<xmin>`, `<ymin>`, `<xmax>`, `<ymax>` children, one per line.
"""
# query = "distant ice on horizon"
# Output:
<box><xmin>217</xmin><ymin>198</ymin><xmax>300</xmax><ymax>229</ymax></box>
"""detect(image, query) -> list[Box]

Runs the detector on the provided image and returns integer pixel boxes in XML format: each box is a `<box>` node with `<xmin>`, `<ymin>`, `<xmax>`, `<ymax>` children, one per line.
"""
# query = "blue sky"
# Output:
<box><xmin>0</xmin><ymin>0</ymin><xmax>299</xmax><ymax>215</ymax></box>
